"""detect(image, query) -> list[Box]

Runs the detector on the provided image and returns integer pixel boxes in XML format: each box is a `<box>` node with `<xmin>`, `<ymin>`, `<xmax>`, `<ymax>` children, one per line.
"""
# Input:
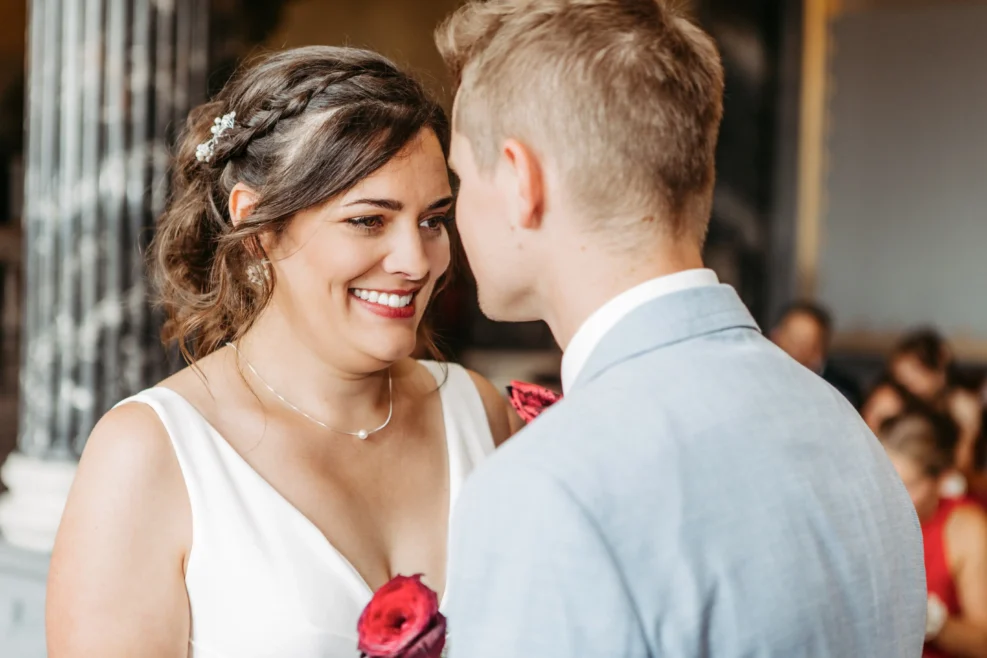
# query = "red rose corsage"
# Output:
<box><xmin>506</xmin><ymin>380</ymin><xmax>562</xmax><ymax>423</ymax></box>
<box><xmin>357</xmin><ymin>574</ymin><xmax>446</xmax><ymax>658</ymax></box>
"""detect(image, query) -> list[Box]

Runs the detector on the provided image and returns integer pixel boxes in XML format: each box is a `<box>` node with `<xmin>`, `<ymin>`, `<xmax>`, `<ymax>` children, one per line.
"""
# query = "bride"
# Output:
<box><xmin>46</xmin><ymin>46</ymin><xmax>518</xmax><ymax>657</ymax></box>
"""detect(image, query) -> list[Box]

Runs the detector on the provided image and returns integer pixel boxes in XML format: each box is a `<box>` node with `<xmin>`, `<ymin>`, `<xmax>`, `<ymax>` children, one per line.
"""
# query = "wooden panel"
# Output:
<box><xmin>795</xmin><ymin>0</ymin><xmax>831</xmax><ymax>297</ymax></box>
<box><xmin>833</xmin><ymin>0</ymin><xmax>986</xmax><ymax>17</ymax></box>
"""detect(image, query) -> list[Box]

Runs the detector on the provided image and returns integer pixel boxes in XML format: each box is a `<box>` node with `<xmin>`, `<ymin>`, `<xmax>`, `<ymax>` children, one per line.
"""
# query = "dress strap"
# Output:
<box><xmin>112</xmin><ymin>387</ymin><xmax>230</xmax><ymax>558</ymax></box>
<box><xmin>419</xmin><ymin>361</ymin><xmax>496</xmax><ymax>463</ymax></box>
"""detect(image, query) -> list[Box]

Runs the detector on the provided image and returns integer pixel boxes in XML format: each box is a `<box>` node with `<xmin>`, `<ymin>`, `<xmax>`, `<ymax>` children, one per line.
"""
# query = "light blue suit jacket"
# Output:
<box><xmin>447</xmin><ymin>284</ymin><xmax>925</xmax><ymax>657</ymax></box>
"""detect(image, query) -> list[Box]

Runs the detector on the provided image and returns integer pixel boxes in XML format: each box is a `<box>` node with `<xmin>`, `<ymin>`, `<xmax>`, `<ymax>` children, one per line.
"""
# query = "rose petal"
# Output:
<box><xmin>398</xmin><ymin>617</ymin><xmax>447</xmax><ymax>658</ymax></box>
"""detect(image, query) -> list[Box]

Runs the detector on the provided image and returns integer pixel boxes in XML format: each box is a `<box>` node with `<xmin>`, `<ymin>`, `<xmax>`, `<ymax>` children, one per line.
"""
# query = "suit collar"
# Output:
<box><xmin>570</xmin><ymin>284</ymin><xmax>760</xmax><ymax>391</ymax></box>
<box><xmin>561</xmin><ymin>269</ymin><xmax>720</xmax><ymax>392</ymax></box>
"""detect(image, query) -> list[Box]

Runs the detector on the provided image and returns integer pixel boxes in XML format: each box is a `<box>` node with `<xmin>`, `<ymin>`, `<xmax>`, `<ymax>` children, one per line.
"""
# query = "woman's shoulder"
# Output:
<box><xmin>90</xmin><ymin>394</ymin><xmax>179</xmax><ymax>469</ymax></box>
<box><xmin>67</xmin><ymin>356</ymin><xmax>222</xmax><ymax>537</ymax></box>
<box><xmin>57</xmin><ymin>390</ymin><xmax>192</xmax><ymax>564</ymax></box>
<box><xmin>85</xmin><ymin>388</ymin><xmax>189</xmax><ymax>493</ymax></box>
<box><xmin>947</xmin><ymin>498</ymin><xmax>987</xmax><ymax>525</ymax></box>
<box><xmin>49</xmin><ymin>389</ymin><xmax>192</xmax><ymax>654</ymax></box>
<box><xmin>463</xmin><ymin>369</ymin><xmax>513</xmax><ymax>441</ymax></box>
<box><xmin>140</xmin><ymin>348</ymin><xmax>234</xmax><ymax>419</ymax></box>
<box><xmin>944</xmin><ymin>499</ymin><xmax>987</xmax><ymax>562</ymax></box>
<box><xmin>413</xmin><ymin>359</ymin><xmax>521</xmax><ymax>447</ymax></box>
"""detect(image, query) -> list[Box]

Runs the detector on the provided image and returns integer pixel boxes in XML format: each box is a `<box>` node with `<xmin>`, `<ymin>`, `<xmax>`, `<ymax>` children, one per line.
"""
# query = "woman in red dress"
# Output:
<box><xmin>879</xmin><ymin>411</ymin><xmax>987</xmax><ymax>657</ymax></box>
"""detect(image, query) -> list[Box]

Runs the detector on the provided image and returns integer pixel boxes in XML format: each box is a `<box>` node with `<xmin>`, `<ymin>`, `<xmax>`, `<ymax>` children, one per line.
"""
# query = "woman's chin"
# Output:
<box><xmin>359</xmin><ymin>336</ymin><xmax>419</xmax><ymax>367</ymax></box>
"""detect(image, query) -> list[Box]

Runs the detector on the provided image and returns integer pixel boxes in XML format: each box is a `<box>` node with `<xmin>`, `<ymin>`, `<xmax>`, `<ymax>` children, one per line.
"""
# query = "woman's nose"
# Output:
<box><xmin>382</xmin><ymin>223</ymin><xmax>430</xmax><ymax>280</ymax></box>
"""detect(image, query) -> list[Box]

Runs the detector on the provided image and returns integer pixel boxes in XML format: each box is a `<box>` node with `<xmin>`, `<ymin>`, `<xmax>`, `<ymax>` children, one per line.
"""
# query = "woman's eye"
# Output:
<box><xmin>347</xmin><ymin>216</ymin><xmax>385</xmax><ymax>232</ymax></box>
<box><xmin>420</xmin><ymin>215</ymin><xmax>452</xmax><ymax>232</ymax></box>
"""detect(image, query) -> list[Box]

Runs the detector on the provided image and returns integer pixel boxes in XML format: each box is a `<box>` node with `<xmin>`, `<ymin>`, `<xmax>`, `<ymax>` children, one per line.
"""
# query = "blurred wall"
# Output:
<box><xmin>262</xmin><ymin>0</ymin><xmax>463</xmax><ymax>104</ymax></box>
<box><xmin>811</xmin><ymin>1</ymin><xmax>987</xmax><ymax>360</ymax></box>
<box><xmin>263</xmin><ymin>0</ymin><xmax>701</xmax><ymax>106</ymax></box>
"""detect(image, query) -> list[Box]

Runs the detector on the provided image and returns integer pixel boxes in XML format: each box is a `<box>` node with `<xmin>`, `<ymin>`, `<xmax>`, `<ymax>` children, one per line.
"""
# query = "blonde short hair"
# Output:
<box><xmin>436</xmin><ymin>0</ymin><xmax>725</xmax><ymax>238</ymax></box>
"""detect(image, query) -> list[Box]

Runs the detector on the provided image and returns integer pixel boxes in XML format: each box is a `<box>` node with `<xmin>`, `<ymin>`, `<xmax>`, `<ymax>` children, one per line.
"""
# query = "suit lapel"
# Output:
<box><xmin>570</xmin><ymin>284</ymin><xmax>761</xmax><ymax>392</ymax></box>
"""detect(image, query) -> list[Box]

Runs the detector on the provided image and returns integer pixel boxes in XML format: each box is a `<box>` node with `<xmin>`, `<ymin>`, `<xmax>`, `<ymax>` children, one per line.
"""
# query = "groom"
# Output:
<box><xmin>436</xmin><ymin>1</ymin><xmax>925</xmax><ymax>657</ymax></box>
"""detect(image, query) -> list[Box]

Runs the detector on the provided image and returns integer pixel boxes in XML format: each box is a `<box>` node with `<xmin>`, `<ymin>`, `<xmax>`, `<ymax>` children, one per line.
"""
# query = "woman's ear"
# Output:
<box><xmin>229</xmin><ymin>183</ymin><xmax>269</xmax><ymax>260</ymax></box>
<box><xmin>229</xmin><ymin>183</ymin><xmax>260</xmax><ymax>228</ymax></box>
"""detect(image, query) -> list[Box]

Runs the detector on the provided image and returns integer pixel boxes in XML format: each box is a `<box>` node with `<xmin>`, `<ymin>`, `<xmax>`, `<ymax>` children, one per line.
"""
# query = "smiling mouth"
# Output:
<box><xmin>350</xmin><ymin>288</ymin><xmax>416</xmax><ymax>309</ymax></box>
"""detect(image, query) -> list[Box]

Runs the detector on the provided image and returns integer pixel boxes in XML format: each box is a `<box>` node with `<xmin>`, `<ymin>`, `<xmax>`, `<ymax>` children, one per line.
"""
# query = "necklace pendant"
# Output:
<box><xmin>356</xmin><ymin>429</ymin><xmax>369</xmax><ymax>440</ymax></box>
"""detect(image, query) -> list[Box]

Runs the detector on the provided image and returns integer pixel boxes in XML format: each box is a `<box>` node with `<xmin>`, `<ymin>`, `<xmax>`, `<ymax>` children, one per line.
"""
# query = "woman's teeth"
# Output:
<box><xmin>351</xmin><ymin>289</ymin><xmax>414</xmax><ymax>309</ymax></box>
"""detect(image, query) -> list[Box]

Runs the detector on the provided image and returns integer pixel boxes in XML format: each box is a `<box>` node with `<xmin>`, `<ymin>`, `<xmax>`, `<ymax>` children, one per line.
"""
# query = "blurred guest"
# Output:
<box><xmin>890</xmin><ymin>329</ymin><xmax>983</xmax><ymax>479</ymax></box>
<box><xmin>864</xmin><ymin>377</ymin><xmax>971</xmax><ymax>499</ymax></box>
<box><xmin>771</xmin><ymin>301</ymin><xmax>862</xmax><ymax>408</ymax></box>
<box><xmin>878</xmin><ymin>411</ymin><xmax>987</xmax><ymax>658</ymax></box>
<box><xmin>862</xmin><ymin>376</ymin><xmax>920</xmax><ymax>434</ymax></box>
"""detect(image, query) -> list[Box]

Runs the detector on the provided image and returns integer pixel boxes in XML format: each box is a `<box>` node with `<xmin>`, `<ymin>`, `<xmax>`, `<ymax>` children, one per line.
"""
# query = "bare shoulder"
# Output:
<box><xmin>79</xmin><ymin>401</ymin><xmax>181</xmax><ymax>477</ymax></box>
<box><xmin>55</xmin><ymin>400</ymin><xmax>191</xmax><ymax>561</ymax></box>
<box><xmin>465</xmin><ymin>369</ymin><xmax>524</xmax><ymax>447</ymax></box>
<box><xmin>157</xmin><ymin>348</ymin><xmax>232</xmax><ymax>408</ymax></box>
<box><xmin>946</xmin><ymin>502</ymin><xmax>987</xmax><ymax>565</ymax></box>
<box><xmin>47</xmin><ymin>401</ymin><xmax>191</xmax><ymax>655</ymax></box>
<box><xmin>950</xmin><ymin>503</ymin><xmax>987</xmax><ymax>536</ymax></box>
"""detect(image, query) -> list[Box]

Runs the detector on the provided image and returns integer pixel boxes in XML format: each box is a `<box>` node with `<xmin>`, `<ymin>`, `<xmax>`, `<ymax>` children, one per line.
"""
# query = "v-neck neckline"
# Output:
<box><xmin>154</xmin><ymin>366</ymin><xmax>454</xmax><ymax>608</ymax></box>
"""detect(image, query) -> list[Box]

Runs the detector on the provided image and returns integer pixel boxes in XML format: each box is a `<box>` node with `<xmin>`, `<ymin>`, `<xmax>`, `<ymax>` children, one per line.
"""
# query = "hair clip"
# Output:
<box><xmin>195</xmin><ymin>111</ymin><xmax>236</xmax><ymax>163</ymax></box>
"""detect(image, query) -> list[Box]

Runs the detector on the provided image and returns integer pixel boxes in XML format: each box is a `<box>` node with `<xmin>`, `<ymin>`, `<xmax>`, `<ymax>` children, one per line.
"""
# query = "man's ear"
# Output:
<box><xmin>229</xmin><ymin>182</ymin><xmax>260</xmax><ymax>228</ymax></box>
<box><xmin>501</xmin><ymin>138</ymin><xmax>544</xmax><ymax>230</ymax></box>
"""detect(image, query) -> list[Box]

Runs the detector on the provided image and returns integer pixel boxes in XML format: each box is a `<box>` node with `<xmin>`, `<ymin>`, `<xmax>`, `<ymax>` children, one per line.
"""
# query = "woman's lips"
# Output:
<box><xmin>349</xmin><ymin>288</ymin><xmax>418</xmax><ymax>320</ymax></box>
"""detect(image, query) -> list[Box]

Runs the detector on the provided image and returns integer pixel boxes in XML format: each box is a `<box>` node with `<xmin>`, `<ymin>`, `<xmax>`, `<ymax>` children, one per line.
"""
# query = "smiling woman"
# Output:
<box><xmin>221</xmin><ymin>126</ymin><xmax>456</xmax><ymax>370</ymax></box>
<box><xmin>45</xmin><ymin>46</ymin><xmax>518</xmax><ymax>658</ymax></box>
<box><xmin>151</xmin><ymin>47</ymin><xmax>453</xmax><ymax>365</ymax></box>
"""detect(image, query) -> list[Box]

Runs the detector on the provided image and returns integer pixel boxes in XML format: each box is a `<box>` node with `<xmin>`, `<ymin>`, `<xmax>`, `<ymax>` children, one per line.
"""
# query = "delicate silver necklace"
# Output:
<box><xmin>226</xmin><ymin>342</ymin><xmax>393</xmax><ymax>440</ymax></box>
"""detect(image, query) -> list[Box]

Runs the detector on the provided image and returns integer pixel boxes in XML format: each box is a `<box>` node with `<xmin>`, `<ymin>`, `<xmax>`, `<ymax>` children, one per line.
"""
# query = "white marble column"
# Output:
<box><xmin>0</xmin><ymin>0</ymin><xmax>208</xmax><ymax>552</ymax></box>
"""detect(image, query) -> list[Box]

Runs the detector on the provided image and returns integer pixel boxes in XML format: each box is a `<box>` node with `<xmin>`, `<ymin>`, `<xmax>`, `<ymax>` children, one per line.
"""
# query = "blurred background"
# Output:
<box><xmin>0</xmin><ymin>0</ymin><xmax>985</xmax><ymax>654</ymax></box>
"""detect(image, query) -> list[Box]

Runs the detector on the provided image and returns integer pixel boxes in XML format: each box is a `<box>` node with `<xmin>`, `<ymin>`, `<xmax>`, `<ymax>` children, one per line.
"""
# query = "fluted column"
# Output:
<box><xmin>0</xmin><ymin>0</ymin><xmax>208</xmax><ymax>552</ymax></box>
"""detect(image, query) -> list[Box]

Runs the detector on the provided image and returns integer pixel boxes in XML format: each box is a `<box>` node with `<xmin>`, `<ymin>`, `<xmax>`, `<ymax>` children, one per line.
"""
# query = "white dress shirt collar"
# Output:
<box><xmin>560</xmin><ymin>268</ymin><xmax>720</xmax><ymax>392</ymax></box>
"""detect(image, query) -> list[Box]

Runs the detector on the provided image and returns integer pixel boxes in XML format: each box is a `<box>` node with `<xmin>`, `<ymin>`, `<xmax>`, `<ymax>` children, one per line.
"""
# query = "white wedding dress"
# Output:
<box><xmin>118</xmin><ymin>361</ymin><xmax>495</xmax><ymax>658</ymax></box>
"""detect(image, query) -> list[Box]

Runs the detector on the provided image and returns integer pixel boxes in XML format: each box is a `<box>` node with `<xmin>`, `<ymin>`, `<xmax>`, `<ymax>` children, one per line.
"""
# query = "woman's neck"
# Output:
<box><xmin>232</xmin><ymin>307</ymin><xmax>393</xmax><ymax>429</ymax></box>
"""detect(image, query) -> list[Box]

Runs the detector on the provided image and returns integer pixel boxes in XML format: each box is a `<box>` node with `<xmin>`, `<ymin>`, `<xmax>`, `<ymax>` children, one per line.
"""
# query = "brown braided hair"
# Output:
<box><xmin>150</xmin><ymin>46</ymin><xmax>451</xmax><ymax>365</ymax></box>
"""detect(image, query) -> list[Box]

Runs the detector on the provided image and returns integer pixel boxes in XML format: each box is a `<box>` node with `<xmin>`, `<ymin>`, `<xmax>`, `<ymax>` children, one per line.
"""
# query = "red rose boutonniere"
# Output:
<box><xmin>506</xmin><ymin>380</ymin><xmax>562</xmax><ymax>423</ymax></box>
<box><xmin>357</xmin><ymin>575</ymin><xmax>446</xmax><ymax>658</ymax></box>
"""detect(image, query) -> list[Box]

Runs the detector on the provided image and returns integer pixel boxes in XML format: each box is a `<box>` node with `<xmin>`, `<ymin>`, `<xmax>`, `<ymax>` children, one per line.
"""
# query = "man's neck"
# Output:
<box><xmin>540</xmin><ymin>238</ymin><xmax>706</xmax><ymax>351</ymax></box>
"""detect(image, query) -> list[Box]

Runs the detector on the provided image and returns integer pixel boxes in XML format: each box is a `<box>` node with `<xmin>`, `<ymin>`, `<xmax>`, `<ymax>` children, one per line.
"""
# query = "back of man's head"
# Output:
<box><xmin>435</xmin><ymin>0</ymin><xmax>725</xmax><ymax>240</ymax></box>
